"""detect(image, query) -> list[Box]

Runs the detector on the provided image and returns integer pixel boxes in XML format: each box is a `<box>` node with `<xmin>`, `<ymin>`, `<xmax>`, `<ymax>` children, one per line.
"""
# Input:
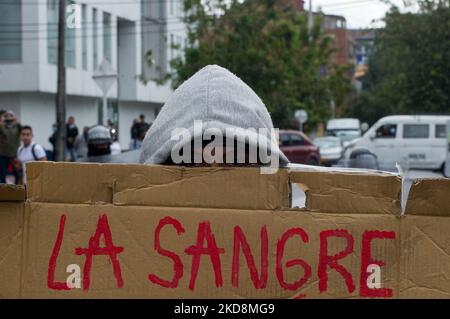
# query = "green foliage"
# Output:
<box><xmin>348</xmin><ymin>0</ymin><xmax>450</xmax><ymax>124</ymax></box>
<box><xmin>164</xmin><ymin>0</ymin><xmax>353</xmax><ymax>128</ymax></box>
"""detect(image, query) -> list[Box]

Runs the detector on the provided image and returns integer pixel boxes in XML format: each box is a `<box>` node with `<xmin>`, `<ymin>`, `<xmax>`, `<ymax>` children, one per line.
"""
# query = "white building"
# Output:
<box><xmin>0</xmin><ymin>0</ymin><xmax>186</xmax><ymax>150</ymax></box>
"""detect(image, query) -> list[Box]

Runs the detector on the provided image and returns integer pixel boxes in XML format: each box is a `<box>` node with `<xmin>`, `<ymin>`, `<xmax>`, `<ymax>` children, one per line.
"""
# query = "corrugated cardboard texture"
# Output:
<box><xmin>21</xmin><ymin>204</ymin><xmax>400</xmax><ymax>298</ymax></box>
<box><xmin>399</xmin><ymin>179</ymin><xmax>450</xmax><ymax>298</ymax></box>
<box><xmin>0</xmin><ymin>185</ymin><xmax>25</xmax><ymax>298</ymax></box>
<box><xmin>404</xmin><ymin>178</ymin><xmax>450</xmax><ymax>216</ymax></box>
<box><xmin>26</xmin><ymin>162</ymin><xmax>289</xmax><ymax>210</ymax></box>
<box><xmin>0</xmin><ymin>184</ymin><xmax>25</xmax><ymax>202</ymax></box>
<box><xmin>0</xmin><ymin>163</ymin><xmax>449</xmax><ymax>298</ymax></box>
<box><xmin>399</xmin><ymin>215</ymin><xmax>450</xmax><ymax>298</ymax></box>
<box><xmin>290</xmin><ymin>171</ymin><xmax>401</xmax><ymax>215</ymax></box>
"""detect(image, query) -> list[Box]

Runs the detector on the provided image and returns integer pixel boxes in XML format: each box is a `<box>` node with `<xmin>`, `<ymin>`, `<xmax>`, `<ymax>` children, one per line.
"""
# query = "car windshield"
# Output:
<box><xmin>336</xmin><ymin>130</ymin><xmax>361</xmax><ymax>142</ymax></box>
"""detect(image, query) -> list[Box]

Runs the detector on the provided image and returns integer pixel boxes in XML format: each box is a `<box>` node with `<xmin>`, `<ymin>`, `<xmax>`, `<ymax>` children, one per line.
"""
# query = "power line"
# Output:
<box><xmin>319</xmin><ymin>0</ymin><xmax>380</xmax><ymax>12</ymax></box>
<box><xmin>1</xmin><ymin>0</ymin><xmax>180</xmax><ymax>5</ymax></box>
<box><xmin>0</xmin><ymin>1</ymin><xmax>381</xmax><ymax>27</ymax></box>
<box><xmin>0</xmin><ymin>15</ymin><xmax>186</xmax><ymax>27</ymax></box>
<box><xmin>317</xmin><ymin>0</ymin><xmax>379</xmax><ymax>8</ymax></box>
<box><xmin>0</xmin><ymin>26</ymin><xmax>188</xmax><ymax>44</ymax></box>
<box><xmin>0</xmin><ymin>0</ymin><xmax>379</xmax><ymax>5</ymax></box>
<box><xmin>0</xmin><ymin>0</ymin><xmax>388</xmax><ymax>37</ymax></box>
<box><xmin>0</xmin><ymin>19</ymin><xmax>186</xmax><ymax>32</ymax></box>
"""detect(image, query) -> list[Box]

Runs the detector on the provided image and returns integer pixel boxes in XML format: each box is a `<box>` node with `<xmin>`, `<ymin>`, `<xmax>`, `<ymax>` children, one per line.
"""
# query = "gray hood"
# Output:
<box><xmin>139</xmin><ymin>65</ymin><xmax>289</xmax><ymax>165</ymax></box>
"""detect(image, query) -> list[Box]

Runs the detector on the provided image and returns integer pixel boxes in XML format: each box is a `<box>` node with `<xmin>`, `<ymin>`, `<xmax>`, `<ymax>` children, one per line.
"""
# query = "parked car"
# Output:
<box><xmin>77</xmin><ymin>149</ymin><xmax>140</xmax><ymax>163</ymax></box>
<box><xmin>279</xmin><ymin>130</ymin><xmax>321</xmax><ymax>165</ymax></box>
<box><xmin>313</xmin><ymin>136</ymin><xmax>343</xmax><ymax>166</ymax></box>
<box><xmin>343</xmin><ymin>115</ymin><xmax>450</xmax><ymax>175</ymax></box>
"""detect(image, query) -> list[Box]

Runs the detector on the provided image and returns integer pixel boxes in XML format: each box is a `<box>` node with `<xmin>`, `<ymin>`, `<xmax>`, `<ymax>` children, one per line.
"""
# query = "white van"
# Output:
<box><xmin>343</xmin><ymin>115</ymin><xmax>450</xmax><ymax>173</ymax></box>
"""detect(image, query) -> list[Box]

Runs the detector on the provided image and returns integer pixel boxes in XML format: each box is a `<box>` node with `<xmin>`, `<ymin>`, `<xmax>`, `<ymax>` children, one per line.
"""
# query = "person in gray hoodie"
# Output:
<box><xmin>139</xmin><ymin>65</ymin><xmax>288</xmax><ymax>170</ymax></box>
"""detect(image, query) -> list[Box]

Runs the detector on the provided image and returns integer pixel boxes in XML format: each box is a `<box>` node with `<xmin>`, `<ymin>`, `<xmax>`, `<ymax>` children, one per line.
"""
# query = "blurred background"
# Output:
<box><xmin>0</xmin><ymin>0</ymin><xmax>449</xmax><ymax>183</ymax></box>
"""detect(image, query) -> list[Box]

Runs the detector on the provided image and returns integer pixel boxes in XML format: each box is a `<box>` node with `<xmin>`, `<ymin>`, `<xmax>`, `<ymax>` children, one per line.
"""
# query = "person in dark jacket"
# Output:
<box><xmin>74</xmin><ymin>126</ymin><xmax>90</xmax><ymax>159</ymax></box>
<box><xmin>130</xmin><ymin>119</ymin><xmax>139</xmax><ymax>150</ymax></box>
<box><xmin>66</xmin><ymin>116</ymin><xmax>79</xmax><ymax>162</ymax></box>
<box><xmin>0</xmin><ymin>111</ymin><xmax>21</xmax><ymax>183</ymax></box>
<box><xmin>130</xmin><ymin>115</ymin><xmax>150</xmax><ymax>150</ymax></box>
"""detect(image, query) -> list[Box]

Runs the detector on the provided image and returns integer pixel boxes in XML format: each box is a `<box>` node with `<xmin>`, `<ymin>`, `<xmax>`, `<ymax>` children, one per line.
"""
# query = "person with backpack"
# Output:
<box><xmin>16</xmin><ymin>125</ymin><xmax>47</xmax><ymax>185</ymax></box>
<box><xmin>0</xmin><ymin>110</ymin><xmax>21</xmax><ymax>183</ymax></box>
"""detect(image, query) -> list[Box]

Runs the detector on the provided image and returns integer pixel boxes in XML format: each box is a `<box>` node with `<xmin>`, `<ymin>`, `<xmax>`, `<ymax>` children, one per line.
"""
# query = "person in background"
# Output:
<box><xmin>129</xmin><ymin>116</ymin><xmax>150</xmax><ymax>150</ymax></box>
<box><xmin>137</xmin><ymin>114</ymin><xmax>150</xmax><ymax>138</ymax></box>
<box><xmin>0</xmin><ymin>110</ymin><xmax>6</xmax><ymax>124</ymax></box>
<box><xmin>48</xmin><ymin>123</ymin><xmax>57</xmax><ymax>158</ymax></box>
<box><xmin>66</xmin><ymin>116</ymin><xmax>79</xmax><ymax>161</ymax></box>
<box><xmin>107</xmin><ymin>119</ymin><xmax>118</xmax><ymax>140</ymax></box>
<box><xmin>139</xmin><ymin>65</ymin><xmax>288</xmax><ymax>167</ymax></box>
<box><xmin>110</xmin><ymin>124</ymin><xmax>122</xmax><ymax>155</ymax></box>
<box><xmin>110</xmin><ymin>140</ymin><xmax>122</xmax><ymax>155</ymax></box>
<box><xmin>130</xmin><ymin>118</ymin><xmax>140</xmax><ymax>150</ymax></box>
<box><xmin>74</xmin><ymin>126</ymin><xmax>90</xmax><ymax>159</ymax></box>
<box><xmin>0</xmin><ymin>111</ymin><xmax>21</xmax><ymax>183</ymax></box>
<box><xmin>138</xmin><ymin>114</ymin><xmax>149</xmax><ymax>130</ymax></box>
<box><xmin>132</xmin><ymin>114</ymin><xmax>151</xmax><ymax>150</ymax></box>
<box><xmin>87</xmin><ymin>125</ymin><xmax>112</xmax><ymax>158</ymax></box>
<box><xmin>16</xmin><ymin>125</ymin><xmax>47</xmax><ymax>185</ymax></box>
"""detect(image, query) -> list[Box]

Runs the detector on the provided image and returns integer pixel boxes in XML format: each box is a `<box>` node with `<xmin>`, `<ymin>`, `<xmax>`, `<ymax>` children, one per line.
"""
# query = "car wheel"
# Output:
<box><xmin>307</xmin><ymin>158</ymin><xmax>319</xmax><ymax>166</ymax></box>
<box><xmin>442</xmin><ymin>162</ymin><xmax>449</xmax><ymax>178</ymax></box>
<box><xmin>349</xmin><ymin>150</ymin><xmax>379</xmax><ymax>170</ymax></box>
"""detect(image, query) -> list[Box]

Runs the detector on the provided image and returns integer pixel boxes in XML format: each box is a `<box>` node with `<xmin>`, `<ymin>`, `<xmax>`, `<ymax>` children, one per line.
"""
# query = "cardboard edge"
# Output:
<box><xmin>0</xmin><ymin>184</ymin><xmax>25</xmax><ymax>202</ymax></box>
<box><xmin>404</xmin><ymin>178</ymin><xmax>450</xmax><ymax>217</ymax></box>
<box><xmin>289</xmin><ymin>170</ymin><xmax>402</xmax><ymax>215</ymax></box>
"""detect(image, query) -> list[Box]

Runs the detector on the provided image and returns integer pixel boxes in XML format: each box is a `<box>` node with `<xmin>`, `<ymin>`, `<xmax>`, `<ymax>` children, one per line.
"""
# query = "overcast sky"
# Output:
<box><xmin>311</xmin><ymin>0</ymin><xmax>420</xmax><ymax>29</ymax></box>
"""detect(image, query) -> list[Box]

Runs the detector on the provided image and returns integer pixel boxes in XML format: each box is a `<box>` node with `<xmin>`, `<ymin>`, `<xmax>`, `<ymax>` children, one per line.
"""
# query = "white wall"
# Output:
<box><xmin>1</xmin><ymin>91</ymin><xmax>160</xmax><ymax>151</ymax></box>
<box><xmin>118</xmin><ymin>20</ymin><xmax>137</xmax><ymax>101</ymax></box>
<box><xmin>83</xmin><ymin>0</ymin><xmax>141</xmax><ymax>22</ymax></box>
<box><xmin>0</xmin><ymin>93</ymin><xmax>21</xmax><ymax>116</ymax></box>
<box><xmin>19</xmin><ymin>93</ymin><xmax>98</xmax><ymax>150</ymax></box>
<box><xmin>19</xmin><ymin>93</ymin><xmax>55</xmax><ymax>150</ymax></box>
<box><xmin>66</xmin><ymin>95</ymin><xmax>99</xmax><ymax>129</ymax></box>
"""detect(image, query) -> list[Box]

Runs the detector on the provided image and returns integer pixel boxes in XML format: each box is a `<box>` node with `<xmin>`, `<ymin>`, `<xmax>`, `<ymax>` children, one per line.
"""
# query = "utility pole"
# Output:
<box><xmin>308</xmin><ymin>0</ymin><xmax>313</xmax><ymax>32</ymax></box>
<box><xmin>55</xmin><ymin>0</ymin><xmax>66</xmax><ymax>161</ymax></box>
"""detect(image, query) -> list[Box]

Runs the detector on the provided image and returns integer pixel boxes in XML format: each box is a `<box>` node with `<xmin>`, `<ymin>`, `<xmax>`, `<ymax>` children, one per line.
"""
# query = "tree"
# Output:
<box><xmin>163</xmin><ymin>0</ymin><xmax>352</xmax><ymax>128</ymax></box>
<box><xmin>348</xmin><ymin>0</ymin><xmax>450</xmax><ymax>125</ymax></box>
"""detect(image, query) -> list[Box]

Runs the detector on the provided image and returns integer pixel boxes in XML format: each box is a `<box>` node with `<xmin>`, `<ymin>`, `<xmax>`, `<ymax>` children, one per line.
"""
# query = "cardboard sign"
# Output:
<box><xmin>0</xmin><ymin>162</ymin><xmax>450</xmax><ymax>298</ymax></box>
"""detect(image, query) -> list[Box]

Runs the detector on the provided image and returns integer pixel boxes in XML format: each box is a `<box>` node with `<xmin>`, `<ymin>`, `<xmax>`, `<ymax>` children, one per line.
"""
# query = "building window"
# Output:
<box><xmin>82</xmin><ymin>4</ymin><xmax>88</xmax><ymax>70</ymax></box>
<box><xmin>47</xmin><ymin>0</ymin><xmax>58</xmax><ymax>65</ymax></box>
<box><xmin>65</xmin><ymin>1</ymin><xmax>76</xmax><ymax>68</ymax></box>
<box><xmin>93</xmin><ymin>8</ymin><xmax>98</xmax><ymax>69</ymax></box>
<box><xmin>0</xmin><ymin>1</ymin><xmax>22</xmax><ymax>61</ymax></box>
<box><xmin>103</xmin><ymin>12</ymin><xmax>112</xmax><ymax>62</ymax></box>
<box><xmin>176</xmin><ymin>35</ymin><xmax>183</xmax><ymax>59</ymax></box>
<box><xmin>176</xmin><ymin>0</ymin><xmax>182</xmax><ymax>16</ymax></box>
<box><xmin>170</xmin><ymin>0</ymin><xmax>174</xmax><ymax>16</ymax></box>
<box><xmin>170</xmin><ymin>33</ymin><xmax>174</xmax><ymax>60</ymax></box>
<box><xmin>47</xmin><ymin>0</ymin><xmax>76</xmax><ymax>68</ymax></box>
